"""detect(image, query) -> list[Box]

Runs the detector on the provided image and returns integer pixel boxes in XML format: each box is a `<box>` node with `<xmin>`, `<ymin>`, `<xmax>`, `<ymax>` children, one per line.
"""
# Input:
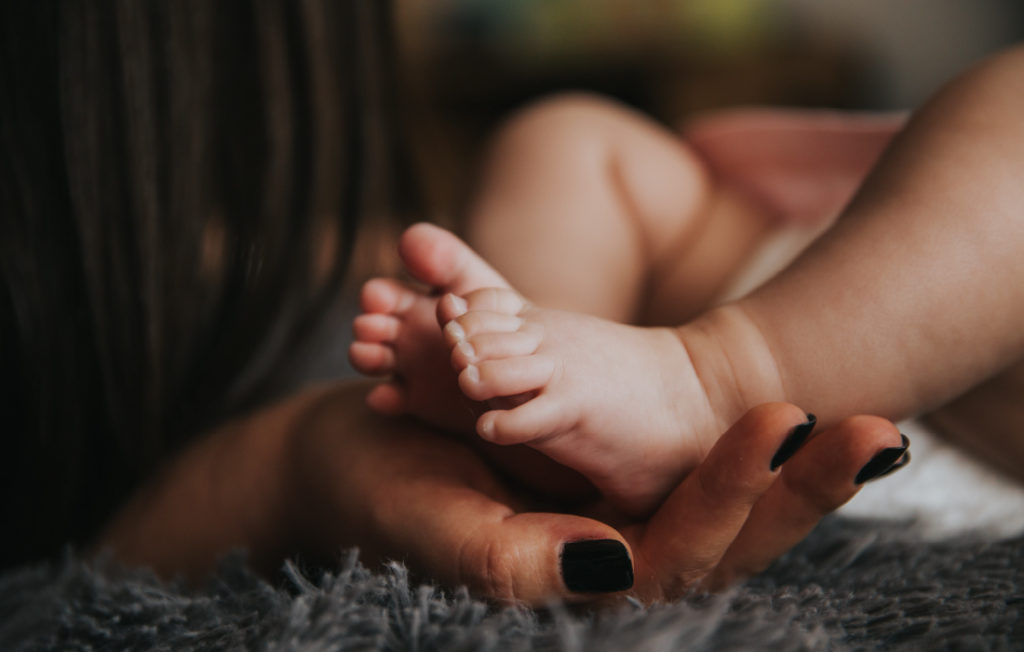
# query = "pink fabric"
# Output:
<box><xmin>683</xmin><ymin>108</ymin><xmax>907</xmax><ymax>225</ymax></box>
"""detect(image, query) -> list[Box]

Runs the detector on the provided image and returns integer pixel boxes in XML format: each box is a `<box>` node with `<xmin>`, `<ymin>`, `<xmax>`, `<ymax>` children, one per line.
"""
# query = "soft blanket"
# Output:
<box><xmin>1</xmin><ymin>516</ymin><xmax>1022</xmax><ymax>651</ymax></box>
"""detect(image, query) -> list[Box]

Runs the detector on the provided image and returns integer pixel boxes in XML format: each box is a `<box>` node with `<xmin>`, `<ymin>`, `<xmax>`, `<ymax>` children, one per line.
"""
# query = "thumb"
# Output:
<box><xmin>408</xmin><ymin>498</ymin><xmax>635</xmax><ymax>605</ymax></box>
<box><xmin>295</xmin><ymin>384</ymin><xmax>633</xmax><ymax>606</ymax></box>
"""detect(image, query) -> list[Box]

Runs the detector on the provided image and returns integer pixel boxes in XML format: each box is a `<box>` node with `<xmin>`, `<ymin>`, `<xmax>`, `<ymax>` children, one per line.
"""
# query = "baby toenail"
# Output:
<box><xmin>447</xmin><ymin>293</ymin><xmax>468</xmax><ymax>317</ymax></box>
<box><xmin>478</xmin><ymin>416</ymin><xmax>495</xmax><ymax>439</ymax></box>
<box><xmin>465</xmin><ymin>364</ymin><xmax>480</xmax><ymax>384</ymax></box>
<box><xmin>445</xmin><ymin>320</ymin><xmax>466</xmax><ymax>341</ymax></box>
<box><xmin>456</xmin><ymin>340</ymin><xmax>476</xmax><ymax>362</ymax></box>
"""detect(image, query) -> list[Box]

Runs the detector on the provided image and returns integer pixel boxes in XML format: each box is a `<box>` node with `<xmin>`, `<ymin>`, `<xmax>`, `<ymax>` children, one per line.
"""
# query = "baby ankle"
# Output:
<box><xmin>675</xmin><ymin>305</ymin><xmax>787</xmax><ymax>439</ymax></box>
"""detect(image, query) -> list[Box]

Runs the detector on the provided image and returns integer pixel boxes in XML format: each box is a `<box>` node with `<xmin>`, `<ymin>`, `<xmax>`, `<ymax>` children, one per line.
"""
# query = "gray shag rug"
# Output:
<box><xmin>1</xmin><ymin>517</ymin><xmax>1022</xmax><ymax>651</ymax></box>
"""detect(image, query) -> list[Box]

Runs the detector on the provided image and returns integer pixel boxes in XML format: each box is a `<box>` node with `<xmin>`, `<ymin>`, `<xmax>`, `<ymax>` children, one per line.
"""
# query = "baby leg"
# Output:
<box><xmin>697</xmin><ymin>44</ymin><xmax>1024</xmax><ymax>436</ymax></box>
<box><xmin>351</xmin><ymin>95</ymin><xmax>748</xmax><ymax>433</ymax></box>
<box><xmin>355</xmin><ymin>97</ymin><xmax>906</xmax><ymax>513</ymax></box>
<box><xmin>463</xmin><ymin>93</ymin><xmax>770</xmax><ymax>324</ymax></box>
<box><xmin>426</xmin><ymin>101</ymin><xmax>904</xmax><ymax>514</ymax></box>
<box><xmin>464</xmin><ymin>95</ymin><xmax>903</xmax><ymax>326</ymax></box>
<box><xmin>352</xmin><ymin>95</ymin><xmax>833</xmax><ymax>427</ymax></box>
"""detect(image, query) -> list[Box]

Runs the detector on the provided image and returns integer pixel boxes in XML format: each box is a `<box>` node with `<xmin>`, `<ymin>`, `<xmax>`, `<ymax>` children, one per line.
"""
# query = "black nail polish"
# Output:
<box><xmin>855</xmin><ymin>434</ymin><xmax>911</xmax><ymax>484</ymax></box>
<box><xmin>770</xmin><ymin>413</ymin><xmax>817</xmax><ymax>470</ymax></box>
<box><xmin>561</xmin><ymin>539</ymin><xmax>634</xmax><ymax>593</ymax></box>
<box><xmin>873</xmin><ymin>448</ymin><xmax>911</xmax><ymax>480</ymax></box>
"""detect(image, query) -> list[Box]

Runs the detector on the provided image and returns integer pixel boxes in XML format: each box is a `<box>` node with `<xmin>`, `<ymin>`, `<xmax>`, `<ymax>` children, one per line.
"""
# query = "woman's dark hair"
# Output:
<box><xmin>0</xmin><ymin>0</ymin><xmax>415</xmax><ymax>568</ymax></box>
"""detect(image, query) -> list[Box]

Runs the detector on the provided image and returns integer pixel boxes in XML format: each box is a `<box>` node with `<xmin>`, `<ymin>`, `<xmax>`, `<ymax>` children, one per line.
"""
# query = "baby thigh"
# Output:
<box><xmin>464</xmin><ymin>93</ymin><xmax>731</xmax><ymax>324</ymax></box>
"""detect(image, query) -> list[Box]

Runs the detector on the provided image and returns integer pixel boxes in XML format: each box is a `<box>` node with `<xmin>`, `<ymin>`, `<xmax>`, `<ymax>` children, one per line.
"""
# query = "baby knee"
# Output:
<box><xmin>490</xmin><ymin>92</ymin><xmax>631</xmax><ymax>158</ymax></box>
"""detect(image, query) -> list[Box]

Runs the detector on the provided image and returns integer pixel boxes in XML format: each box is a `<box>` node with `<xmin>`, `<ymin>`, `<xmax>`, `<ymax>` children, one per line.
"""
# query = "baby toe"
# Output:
<box><xmin>443</xmin><ymin>311</ymin><xmax>524</xmax><ymax>346</ymax></box>
<box><xmin>437</xmin><ymin>293</ymin><xmax>469</xmax><ymax>324</ymax></box>
<box><xmin>452</xmin><ymin>326</ymin><xmax>544</xmax><ymax>369</ymax></box>
<box><xmin>359</xmin><ymin>277</ymin><xmax>417</xmax><ymax>315</ymax></box>
<box><xmin>478</xmin><ymin>395</ymin><xmax>566</xmax><ymax>445</ymax></box>
<box><xmin>462</xmin><ymin>286</ymin><xmax>526</xmax><ymax>316</ymax></box>
<box><xmin>352</xmin><ymin>313</ymin><xmax>401</xmax><ymax>344</ymax></box>
<box><xmin>348</xmin><ymin>341</ymin><xmax>396</xmax><ymax>375</ymax></box>
<box><xmin>459</xmin><ymin>355</ymin><xmax>555</xmax><ymax>402</ymax></box>
<box><xmin>462</xmin><ymin>327</ymin><xmax>544</xmax><ymax>364</ymax></box>
<box><xmin>366</xmin><ymin>382</ymin><xmax>409</xmax><ymax>415</ymax></box>
<box><xmin>398</xmin><ymin>222</ymin><xmax>509</xmax><ymax>293</ymax></box>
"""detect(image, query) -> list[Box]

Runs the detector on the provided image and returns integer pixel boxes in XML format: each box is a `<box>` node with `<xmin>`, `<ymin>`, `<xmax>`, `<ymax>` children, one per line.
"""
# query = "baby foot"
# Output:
<box><xmin>351</xmin><ymin>225</ymin><xmax>601</xmax><ymax>500</ymax></box>
<box><xmin>349</xmin><ymin>277</ymin><xmax>467</xmax><ymax>432</ymax></box>
<box><xmin>354</xmin><ymin>223</ymin><xmax>775</xmax><ymax>516</ymax></box>
<box><xmin>436</xmin><ymin>285</ymin><xmax>723</xmax><ymax>517</ymax></box>
<box><xmin>349</xmin><ymin>223</ymin><xmax>511</xmax><ymax>433</ymax></box>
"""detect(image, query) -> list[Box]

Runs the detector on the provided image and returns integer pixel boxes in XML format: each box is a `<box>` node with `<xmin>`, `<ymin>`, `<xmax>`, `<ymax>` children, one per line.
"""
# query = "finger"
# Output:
<box><xmin>300</xmin><ymin>385</ymin><xmax>633</xmax><ymax>606</ymax></box>
<box><xmin>632</xmin><ymin>403</ymin><xmax>810</xmax><ymax>601</ymax></box>
<box><xmin>456</xmin><ymin>512</ymin><xmax>635</xmax><ymax>605</ymax></box>
<box><xmin>368</xmin><ymin>444</ymin><xmax>633</xmax><ymax>604</ymax></box>
<box><xmin>707</xmin><ymin>415</ymin><xmax>908</xmax><ymax>588</ymax></box>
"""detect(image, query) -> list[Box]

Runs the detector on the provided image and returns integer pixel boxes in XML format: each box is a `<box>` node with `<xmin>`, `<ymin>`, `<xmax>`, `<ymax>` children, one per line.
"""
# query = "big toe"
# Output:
<box><xmin>399</xmin><ymin>223</ymin><xmax>510</xmax><ymax>295</ymax></box>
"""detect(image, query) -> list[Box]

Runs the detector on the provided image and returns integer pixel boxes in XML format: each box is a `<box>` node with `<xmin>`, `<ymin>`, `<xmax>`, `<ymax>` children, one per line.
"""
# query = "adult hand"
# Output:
<box><xmin>289</xmin><ymin>384</ymin><xmax>908</xmax><ymax>604</ymax></box>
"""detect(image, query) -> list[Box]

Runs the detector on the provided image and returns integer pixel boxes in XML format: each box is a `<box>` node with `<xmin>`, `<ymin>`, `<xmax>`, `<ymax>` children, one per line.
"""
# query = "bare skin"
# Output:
<box><xmin>97</xmin><ymin>381</ymin><xmax>907</xmax><ymax>604</ymax></box>
<box><xmin>98</xmin><ymin>56</ymin><xmax>966</xmax><ymax>604</ymax></box>
<box><xmin>353</xmin><ymin>225</ymin><xmax>710</xmax><ymax>513</ymax></box>
<box><xmin>352</xmin><ymin>45</ymin><xmax>1024</xmax><ymax>517</ymax></box>
<box><xmin>351</xmin><ymin>103</ymin><xmax>904</xmax><ymax>514</ymax></box>
<box><xmin>737</xmin><ymin>45</ymin><xmax>1024</xmax><ymax>424</ymax></box>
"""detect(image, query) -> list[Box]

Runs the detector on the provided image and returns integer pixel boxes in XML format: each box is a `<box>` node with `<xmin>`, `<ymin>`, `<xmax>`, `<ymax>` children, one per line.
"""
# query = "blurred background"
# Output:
<box><xmin>301</xmin><ymin>0</ymin><xmax>1024</xmax><ymax>386</ymax></box>
<box><xmin>393</xmin><ymin>0</ymin><xmax>1024</xmax><ymax>216</ymax></box>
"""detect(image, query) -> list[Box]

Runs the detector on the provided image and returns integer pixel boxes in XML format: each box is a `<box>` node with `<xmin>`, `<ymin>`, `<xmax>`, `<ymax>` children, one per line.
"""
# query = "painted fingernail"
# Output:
<box><xmin>872</xmin><ymin>448</ymin><xmax>911</xmax><ymax>480</ymax></box>
<box><xmin>770</xmin><ymin>413</ymin><xmax>817</xmax><ymax>470</ymax></box>
<box><xmin>855</xmin><ymin>433</ymin><xmax>910</xmax><ymax>484</ymax></box>
<box><xmin>444</xmin><ymin>320</ymin><xmax>466</xmax><ymax>342</ymax></box>
<box><xmin>561</xmin><ymin>539</ymin><xmax>634</xmax><ymax>593</ymax></box>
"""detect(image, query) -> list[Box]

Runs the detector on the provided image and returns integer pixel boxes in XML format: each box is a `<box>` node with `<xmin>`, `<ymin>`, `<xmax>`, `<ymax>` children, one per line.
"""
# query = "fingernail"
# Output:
<box><xmin>770</xmin><ymin>413</ymin><xmax>817</xmax><ymax>470</ymax></box>
<box><xmin>872</xmin><ymin>448</ymin><xmax>911</xmax><ymax>480</ymax></box>
<box><xmin>464</xmin><ymin>364</ymin><xmax>480</xmax><ymax>384</ymax></box>
<box><xmin>855</xmin><ymin>433</ymin><xmax>910</xmax><ymax>484</ymax></box>
<box><xmin>561</xmin><ymin>539</ymin><xmax>634</xmax><ymax>593</ymax></box>
<box><xmin>444</xmin><ymin>320</ymin><xmax>466</xmax><ymax>342</ymax></box>
<box><xmin>448</xmin><ymin>293</ymin><xmax>468</xmax><ymax>316</ymax></box>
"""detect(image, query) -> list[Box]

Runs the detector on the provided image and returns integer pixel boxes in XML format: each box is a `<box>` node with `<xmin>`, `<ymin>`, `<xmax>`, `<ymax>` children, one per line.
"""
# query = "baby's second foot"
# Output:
<box><xmin>438</xmin><ymin>286</ymin><xmax>723</xmax><ymax>516</ymax></box>
<box><xmin>349</xmin><ymin>223</ymin><xmax>513</xmax><ymax>433</ymax></box>
<box><xmin>349</xmin><ymin>277</ymin><xmax>473</xmax><ymax>433</ymax></box>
